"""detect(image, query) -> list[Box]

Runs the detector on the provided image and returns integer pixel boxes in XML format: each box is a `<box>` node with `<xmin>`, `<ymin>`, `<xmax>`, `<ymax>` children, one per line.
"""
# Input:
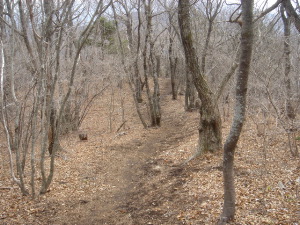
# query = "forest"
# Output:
<box><xmin>0</xmin><ymin>0</ymin><xmax>299</xmax><ymax>224</ymax></box>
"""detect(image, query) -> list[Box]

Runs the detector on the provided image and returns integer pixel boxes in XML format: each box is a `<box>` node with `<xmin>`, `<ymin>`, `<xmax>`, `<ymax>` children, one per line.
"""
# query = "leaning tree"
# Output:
<box><xmin>178</xmin><ymin>0</ymin><xmax>222</xmax><ymax>155</ymax></box>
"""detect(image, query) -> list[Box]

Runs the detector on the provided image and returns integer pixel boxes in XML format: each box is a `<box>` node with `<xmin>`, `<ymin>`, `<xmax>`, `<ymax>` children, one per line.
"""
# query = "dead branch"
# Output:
<box><xmin>116</xmin><ymin>120</ymin><xmax>127</xmax><ymax>133</ymax></box>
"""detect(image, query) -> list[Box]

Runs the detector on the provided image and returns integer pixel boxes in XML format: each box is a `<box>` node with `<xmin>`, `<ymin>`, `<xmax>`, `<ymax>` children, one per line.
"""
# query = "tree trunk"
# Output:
<box><xmin>185</xmin><ymin>64</ymin><xmax>196</xmax><ymax>111</ymax></box>
<box><xmin>219</xmin><ymin>0</ymin><xmax>254</xmax><ymax>223</ymax></box>
<box><xmin>201</xmin><ymin>0</ymin><xmax>222</xmax><ymax>74</ymax></box>
<box><xmin>134</xmin><ymin>61</ymin><xmax>143</xmax><ymax>103</ymax></box>
<box><xmin>201</xmin><ymin>20</ymin><xmax>213</xmax><ymax>74</ymax></box>
<box><xmin>0</xmin><ymin>0</ymin><xmax>4</xmax><ymax>39</ymax></box>
<box><xmin>282</xmin><ymin>0</ymin><xmax>300</xmax><ymax>33</ymax></box>
<box><xmin>111</xmin><ymin>0</ymin><xmax>147</xmax><ymax>128</ymax></box>
<box><xmin>169</xmin><ymin>35</ymin><xmax>178</xmax><ymax>100</ymax></box>
<box><xmin>48</xmin><ymin>108</ymin><xmax>62</xmax><ymax>155</ymax></box>
<box><xmin>178</xmin><ymin>0</ymin><xmax>222</xmax><ymax>154</ymax></box>
<box><xmin>135</xmin><ymin>0</ymin><xmax>144</xmax><ymax>103</ymax></box>
<box><xmin>142</xmin><ymin>0</ymin><xmax>161</xmax><ymax>127</ymax></box>
<box><xmin>124</xmin><ymin>5</ymin><xmax>143</xmax><ymax>104</ymax></box>
<box><xmin>281</xmin><ymin>6</ymin><xmax>295</xmax><ymax>120</ymax></box>
<box><xmin>156</xmin><ymin>55</ymin><xmax>161</xmax><ymax>78</ymax></box>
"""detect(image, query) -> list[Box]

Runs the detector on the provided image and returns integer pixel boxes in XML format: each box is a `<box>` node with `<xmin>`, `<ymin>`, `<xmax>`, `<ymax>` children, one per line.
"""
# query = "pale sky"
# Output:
<box><xmin>226</xmin><ymin>0</ymin><xmax>278</xmax><ymax>8</ymax></box>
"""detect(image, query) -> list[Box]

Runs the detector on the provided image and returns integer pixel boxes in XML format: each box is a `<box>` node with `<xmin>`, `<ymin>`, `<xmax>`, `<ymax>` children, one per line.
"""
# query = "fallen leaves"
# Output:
<box><xmin>0</xmin><ymin>80</ymin><xmax>299</xmax><ymax>224</ymax></box>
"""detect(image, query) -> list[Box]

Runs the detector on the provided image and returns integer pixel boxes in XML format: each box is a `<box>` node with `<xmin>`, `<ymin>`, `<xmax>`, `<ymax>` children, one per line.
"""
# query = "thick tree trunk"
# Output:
<box><xmin>219</xmin><ymin>0</ymin><xmax>254</xmax><ymax>223</ymax></box>
<box><xmin>178</xmin><ymin>0</ymin><xmax>222</xmax><ymax>153</ymax></box>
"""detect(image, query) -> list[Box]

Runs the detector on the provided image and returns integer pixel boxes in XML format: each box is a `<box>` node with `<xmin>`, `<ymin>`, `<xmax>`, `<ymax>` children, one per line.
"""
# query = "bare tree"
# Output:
<box><xmin>112</xmin><ymin>0</ymin><xmax>148</xmax><ymax>128</ymax></box>
<box><xmin>178</xmin><ymin>0</ymin><xmax>222</xmax><ymax>154</ymax></box>
<box><xmin>281</xmin><ymin>5</ymin><xmax>295</xmax><ymax>119</ymax></box>
<box><xmin>282</xmin><ymin>0</ymin><xmax>300</xmax><ymax>32</ymax></box>
<box><xmin>1</xmin><ymin>0</ymin><xmax>111</xmax><ymax>197</ymax></box>
<box><xmin>161</xmin><ymin>0</ymin><xmax>180</xmax><ymax>100</ymax></box>
<box><xmin>219</xmin><ymin>0</ymin><xmax>254</xmax><ymax>223</ymax></box>
<box><xmin>115</xmin><ymin>0</ymin><xmax>163</xmax><ymax>127</ymax></box>
<box><xmin>0</xmin><ymin>0</ymin><xmax>3</xmax><ymax>39</ymax></box>
<box><xmin>142</xmin><ymin>0</ymin><xmax>162</xmax><ymax>127</ymax></box>
<box><xmin>200</xmin><ymin>0</ymin><xmax>223</xmax><ymax>74</ymax></box>
<box><xmin>185</xmin><ymin>64</ymin><xmax>197</xmax><ymax>111</ymax></box>
<box><xmin>168</xmin><ymin>13</ymin><xmax>178</xmax><ymax>100</ymax></box>
<box><xmin>115</xmin><ymin>0</ymin><xmax>144</xmax><ymax>104</ymax></box>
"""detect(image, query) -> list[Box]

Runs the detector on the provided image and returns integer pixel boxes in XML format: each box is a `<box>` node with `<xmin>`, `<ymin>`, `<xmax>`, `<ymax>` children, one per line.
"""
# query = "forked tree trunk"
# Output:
<box><xmin>219</xmin><ymin>0</ymin><xmax>254</xmax><ymax>223</ymax></box>
<box><xmin>178</xmin><ymin>0</ymin><xmax>222</xmax><ymax>154</ymax></box>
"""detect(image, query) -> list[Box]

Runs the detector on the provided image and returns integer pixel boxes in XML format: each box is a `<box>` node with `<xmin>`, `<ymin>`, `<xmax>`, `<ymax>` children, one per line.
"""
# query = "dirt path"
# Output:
<box><xmin>49</xmin><ymin>80</ymin><xmax>199</xmax><ymax>225</ymax></box>
<box><xmin>2</xmin><ymin>79</ymin><xmax>299</xmax><ymax>224</ymax></box>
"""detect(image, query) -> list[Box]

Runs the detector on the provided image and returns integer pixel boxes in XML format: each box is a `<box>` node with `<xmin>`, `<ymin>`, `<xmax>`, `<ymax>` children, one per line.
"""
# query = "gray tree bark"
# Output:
<box><xmin>219</xmin><ymin>0</ymin><xmax>254</xmax><ymax>223</ymax></box>
<box><xmin>142</xmin><ymin>0</ymin><xmax>161</xmax><ymax>127</ymax></box>
<box><xmin>201</xmin><ymin>0</ymin><xmax>222</xmax><ymax>74</ymax></box>
<box><xmin>281</xmin><ymin>5</ymin><xmax>295</xmax><ymax>120</ymax></box>
<box><xmin>111</xmin><ymin>0</ymin><xmax>148</xmax><ymax>128</ymax></box>
<box><xmin>185</xmin><ymin>64</ymin><xmax>196</xmax><ymax>111</ymax></box>
<box><xmin>178</xmin><ymin>0</ymin><xmax>222</xmax><ymax>154</ymax></box>
<box><xmin>282</xmin><ymin>0</ymin><xmax>300</xmax><ymax>33</ymax></box>
<box><xmin>169</xmin><ymin>35</ymin><xmax>178</xmax><ymax>100</ymax></box>
<box><xmin>0</xmin><ymin>0</ymin><xmax>4</xmax><ymax>39</ymax></box>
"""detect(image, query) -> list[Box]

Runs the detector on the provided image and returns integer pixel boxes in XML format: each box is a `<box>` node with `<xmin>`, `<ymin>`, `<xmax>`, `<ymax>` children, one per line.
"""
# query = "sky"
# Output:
<box><xmin>226</xmin><ymin>0</ymin><xmax>279</xmax><ymax>8</ymax></box>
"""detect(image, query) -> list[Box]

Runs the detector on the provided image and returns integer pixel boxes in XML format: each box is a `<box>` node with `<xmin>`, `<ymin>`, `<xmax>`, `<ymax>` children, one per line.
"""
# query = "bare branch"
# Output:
<box><xmin>254</xmin><ymin>0</ymin><xmax>282</xmax><ymax>22</ymax></box>
<box><xmin>283</xmin><ymin>0</ymin><xmax>300</xmax><ymax>33</ymax></box>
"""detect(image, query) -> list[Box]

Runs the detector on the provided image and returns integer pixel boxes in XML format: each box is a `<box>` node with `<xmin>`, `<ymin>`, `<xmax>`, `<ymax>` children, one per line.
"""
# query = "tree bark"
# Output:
<box><xmin>111</xmin><ymin>0</ymin><xmax>147</xmax><ymax>128</ymax></box>
<box><xmin>142</xmin><ymin>0</ymin><xmax>161</xmax><ymax>127</ymax></box>
<box><xmin>0</xmin><ymin>0</ymin><xmax>4</xmax><ymax>39</ymax></box>
<box><xmin>185</xmin><ymin>64</ymin><xmax>197</xmax><ymax>111</ymax></box>
<box><xmin>282</xmin><ymin>0</ymin><xmax>300</xmax><ymax>33</ymax></box>
<box><xmin>219</xmin><ymin>0</ymin><xmax>254</xmax><ymax>223</ymax></box>
<box><xmin>281</xmin><ymin>6</ymin><xmax>295</xmax><ymax>119</ymax></box>
<box><xmin>201</xmin><ymin>0</ymin><xmax>222</xmax><ymax>74</ymax></box>
<box><xmin>169</xmin><ymin>35</ymin><xmax>178</xmax><ymax>100</ymax></box>
<box><xmin>134</xmin><ymin>0</ymin><xmax>143</xmax><ymax>103</ymax></box>
<box><xmin>178</xmin><ymin>0</ymin><xmax>222</xmax><ymax>154</ymax></box>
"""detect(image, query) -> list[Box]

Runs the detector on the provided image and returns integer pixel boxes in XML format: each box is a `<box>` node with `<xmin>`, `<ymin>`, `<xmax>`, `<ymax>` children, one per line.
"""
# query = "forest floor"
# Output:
<box><xmin>0</xmin><ymin>78</ymin><xmax>300</xmax><ymax>225</ymax></box>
